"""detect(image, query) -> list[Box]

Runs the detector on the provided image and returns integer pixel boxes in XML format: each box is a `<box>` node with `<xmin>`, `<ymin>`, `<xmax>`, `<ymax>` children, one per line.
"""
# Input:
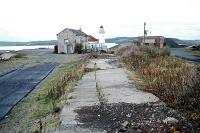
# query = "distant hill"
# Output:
<box><xmin>106</xmin><ymin>37</ymin><xmax>200</xmax><ymax>47</ymax></box>
<box><xmin>1</xmin><ymin>37</ymin><xmax>199</xmax><ymax>48</ymax></box>
<box><xmin>165</xmin><ymin>38</ymin><xmax>179</xmax><ymax>48</ymax></box>
<box><xmin>27</xmin><ymin>40</ymin><xmax>57</xmax><ymax>46</ymax></box>
<box><xmin>0</xmin><ymin>41</ymin><xmax>27</xmax><ymax>46</ymax></box>
<box><xmin>169</xmin><ymin>38</ymin><xmax>185</xmax><ymax>44</ymax></box>
<box><xmin>170</xmin><ymin>38</ymin><xmax>200</xmax><ymax>45</ymax></box>
<box><xmin>180</xmin><ymin>40</ymin><xmax>200</xmax><ymax>45</ymax></box>
<box><xmin>0</xmin><ymin>40</ymin><xmax>57</xmax><ymax>46</ymax></box>
<box><xmin>1</xmin><ymin>37</ymin><xmax>135</xmax><ymax>46</ymax></box>
<box><xmin>106</xmin><ymin>37</ymin><xmax>138</xmax><ymax>44</ymax></box>
<box><xmin>106</xmin><ymin>37</ymin><xmax>179</xmax><ymax>48</ymax></box>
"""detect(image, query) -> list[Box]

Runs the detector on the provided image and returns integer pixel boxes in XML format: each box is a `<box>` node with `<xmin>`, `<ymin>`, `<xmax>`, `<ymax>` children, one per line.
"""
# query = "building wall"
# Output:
<box><xmin>99</xmin><ymin>27</ymin><xmax>105</xmax><ymax>44</ymax></box>
<box><xmin>57</xmin><ymin>29</ymin><xmax>74</xmax><ymax>53</ymax></box>
<box><xmin>79</xmin><ymin>36</ymin><xmax>88</xmax><ymax>49</ymax></box>
<box><xmin>138</xmin><ymin>36</ymin><xmax>165</xmax><ymax>48</ymax></box>
<box><xmin>99</xmin><ymin>34</ymin><xmax>105</xmax><ymax>44</ymax></box>
<box><xmin>57</xmin><ymin>29</ymin><xmax>88</xmax><ymax>54</ymax></box>
<box><xmin>159</xmin><ymin>37</ymin><xmax>165</xmax><ymax>48</ymax></box>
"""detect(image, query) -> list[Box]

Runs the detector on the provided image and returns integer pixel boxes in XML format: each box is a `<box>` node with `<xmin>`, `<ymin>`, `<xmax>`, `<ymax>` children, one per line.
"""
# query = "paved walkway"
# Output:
<box><xmin>56</xmin><ymin>58</ymin><xmax>159</xmax><ymax>132</ymax></box>
<box><xmin>0</xmin><ymin>63</ymin><xmax>57</xmax><ymax>120</ymax></box>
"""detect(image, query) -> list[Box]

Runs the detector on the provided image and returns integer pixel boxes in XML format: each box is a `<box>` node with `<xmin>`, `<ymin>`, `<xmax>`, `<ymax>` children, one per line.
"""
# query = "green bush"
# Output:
<box><xmin>74</xmin><ymin>43</ymin><xmax>83</xmax><ymax>54</ymax></box>
<box><xmin>91</xmin><ymin>52</ymin><xmax>98</xmax><ymax>58</ymax></box>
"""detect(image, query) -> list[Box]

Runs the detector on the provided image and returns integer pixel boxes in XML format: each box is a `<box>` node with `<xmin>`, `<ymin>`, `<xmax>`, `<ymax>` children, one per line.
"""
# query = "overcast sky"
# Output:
<box><xmin>0</xmin><ymin>0</ymin><xmax>199</xmax><ymax>41</ymax></box>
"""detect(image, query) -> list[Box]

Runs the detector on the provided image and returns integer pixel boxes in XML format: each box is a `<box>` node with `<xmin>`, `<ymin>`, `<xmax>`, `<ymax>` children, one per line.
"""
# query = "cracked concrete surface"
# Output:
<box><xmin>56</xmin><ymin>71</ymin><xmax>102</xmax><ymax>132</ymax></box>
<box><xmin>56</xmin><ymin>58</ymin><xmax>160</xmax><ymax>132</ymax></box>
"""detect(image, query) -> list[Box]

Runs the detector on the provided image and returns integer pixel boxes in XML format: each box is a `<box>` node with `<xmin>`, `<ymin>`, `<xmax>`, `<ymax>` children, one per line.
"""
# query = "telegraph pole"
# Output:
<box><xmin>144</xmin><ymin>22</ymin><xmax>146</xmax><ymax>45</ymax></box>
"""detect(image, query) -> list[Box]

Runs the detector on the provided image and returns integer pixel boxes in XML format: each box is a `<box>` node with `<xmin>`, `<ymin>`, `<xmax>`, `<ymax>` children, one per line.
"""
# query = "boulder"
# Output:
<box><xmin>0</xmin><ymin>53</ymin><xmax>16</xmax><ymax>60</ymax></box>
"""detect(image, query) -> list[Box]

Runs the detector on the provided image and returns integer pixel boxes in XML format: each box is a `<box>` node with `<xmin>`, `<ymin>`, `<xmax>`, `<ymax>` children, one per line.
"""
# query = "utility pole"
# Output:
<box><xmin>144</xmin><ymin>22</ymin><xmax>146</xmax><ymax>45</ymax></box>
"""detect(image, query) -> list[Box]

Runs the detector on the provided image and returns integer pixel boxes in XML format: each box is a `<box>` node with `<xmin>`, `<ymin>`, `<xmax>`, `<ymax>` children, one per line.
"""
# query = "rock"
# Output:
<box><xmin>152</xmin><ymin>100</ymin><xmax>166</xmax><ymax>106</ymax></box>
<box><xmin>126</xmin><ymin>113</ymin><xmax>131</xmax><ymax>118</ymax></box>
<box><xmin>119</xmin><ymin>121</ymin><xmax>129</xmax><ymax>132</ymax></box>
<box><xmin>119</xmin><ymin>128</ymin><xmax>126</xmax><ymax>132</ymax></box>
<box><xmin>136</xmin><ymin>129</ymin><xmax>143</xmax><ymax>132</ymax></box>
<box><xmin>152</xmin><ymin>113</ymin><xmax>155</xmax><ymax>117</ymax></box>
<box><xmin>156</xmin><ymin>119</ymin><xmax>161</xmax><ymax>123</ymax></box>
<box><xmin>0</xmin><ymin>53</ymin><xmax>16</xmax><ymax>60</ymax></box>
<box><xmin>121</xmin><ymin>121</ymin><xmax>129</xmax><ymax>127</ymax></box>
<box><xmin>163</xmin><ymin>117</ymin><xmax>179</xmax><ymax>124</ymax></box>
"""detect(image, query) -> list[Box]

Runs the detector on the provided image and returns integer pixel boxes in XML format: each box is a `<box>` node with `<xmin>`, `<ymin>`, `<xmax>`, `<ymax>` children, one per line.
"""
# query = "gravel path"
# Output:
<box><xmin>0</xmin><ymin>63</ymin><xmax>57</xmax><ymax>120</ymax></box>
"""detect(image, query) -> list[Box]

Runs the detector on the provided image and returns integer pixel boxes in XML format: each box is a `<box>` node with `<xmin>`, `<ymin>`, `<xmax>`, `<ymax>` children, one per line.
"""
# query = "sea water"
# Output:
<box><xmin>0</xmin><ymin>45</ymin><xmax>54</xmax><ymax>51</ymax></box>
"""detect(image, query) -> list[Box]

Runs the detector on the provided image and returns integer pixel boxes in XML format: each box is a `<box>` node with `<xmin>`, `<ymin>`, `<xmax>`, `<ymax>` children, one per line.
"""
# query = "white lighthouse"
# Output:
<box><xmin>99</xmin><ymin>25</ymin><xmax>105</xmax><ymax>50</ymax></box>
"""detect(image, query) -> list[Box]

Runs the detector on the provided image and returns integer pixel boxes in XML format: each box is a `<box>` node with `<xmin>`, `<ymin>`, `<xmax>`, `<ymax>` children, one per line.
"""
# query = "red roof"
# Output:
<box><xmin>88</xmin><ymin>35</ymin><xmax>98</xmax><ymax>42</ymax></box>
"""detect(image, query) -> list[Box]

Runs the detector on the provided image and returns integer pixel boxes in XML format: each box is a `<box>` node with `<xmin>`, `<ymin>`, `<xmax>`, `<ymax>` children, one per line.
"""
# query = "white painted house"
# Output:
<box><xmin>57</xmin><ymin>28</ymin><xmax>88</xmax><ymax>54</ymax></box>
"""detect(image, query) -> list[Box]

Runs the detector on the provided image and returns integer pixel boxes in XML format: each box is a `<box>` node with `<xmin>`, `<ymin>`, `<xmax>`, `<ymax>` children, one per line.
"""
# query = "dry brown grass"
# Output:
<box><xmin>117</xmin><ymin>45</ymin><xmax>200</xmax><ymax>113</ymax></box>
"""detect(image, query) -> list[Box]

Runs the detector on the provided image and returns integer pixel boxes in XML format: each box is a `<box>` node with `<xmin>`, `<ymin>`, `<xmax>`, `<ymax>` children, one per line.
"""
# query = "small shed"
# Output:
<box><xmin>56</xmin><ymin>28</ymin><xmax>88</xmax><ymax>54</ymax></box>
<box><xmin>138</xmin><ymin>36</ymin><xmax>165</xmax><ymax>48</ymax></box>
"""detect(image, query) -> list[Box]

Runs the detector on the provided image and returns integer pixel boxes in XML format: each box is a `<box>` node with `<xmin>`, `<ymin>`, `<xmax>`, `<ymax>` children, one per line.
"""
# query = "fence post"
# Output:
<box><xmin>94</xmin><ymin>63</ymin><xmax>97</xmax><ymax>80</ymax></box>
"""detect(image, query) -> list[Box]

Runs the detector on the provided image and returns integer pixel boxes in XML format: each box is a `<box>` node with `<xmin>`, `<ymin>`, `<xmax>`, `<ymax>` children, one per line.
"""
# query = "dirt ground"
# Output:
<box><xmin>75</xmin><ymin>102</ymin><xmax>199</xmax><ymax>133</ymax></box>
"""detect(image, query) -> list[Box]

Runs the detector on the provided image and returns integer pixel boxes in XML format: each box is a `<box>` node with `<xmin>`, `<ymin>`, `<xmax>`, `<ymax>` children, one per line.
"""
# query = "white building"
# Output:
<box><xmin>98</xmin><ymin>25</ymin><xmax>107</xmax><ymax>51</ymax></box>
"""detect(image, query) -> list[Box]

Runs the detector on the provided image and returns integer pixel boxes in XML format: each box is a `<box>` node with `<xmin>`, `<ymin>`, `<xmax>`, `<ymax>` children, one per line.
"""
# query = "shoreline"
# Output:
<box><xmin>0</xmin><ymin>48</ymin><xmax>82</xmax><ymax>75</ymax></box>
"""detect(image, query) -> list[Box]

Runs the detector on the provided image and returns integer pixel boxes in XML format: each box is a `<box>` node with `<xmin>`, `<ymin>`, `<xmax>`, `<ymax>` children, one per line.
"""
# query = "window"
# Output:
<box><xmin>64</xmin><ymin>39</ymin><xmax>69</xmax><ymax>44</ymax></box>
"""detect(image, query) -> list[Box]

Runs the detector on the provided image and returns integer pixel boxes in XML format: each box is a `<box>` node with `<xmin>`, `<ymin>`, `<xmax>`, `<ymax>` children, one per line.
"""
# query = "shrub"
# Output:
<box><xmin>91</xmin><ymin>52</ymin><xmax>98</xmax><ymax>58</ymax></box>
<box><xmin>74</xmin><ymin>43</ymin><xmax>83</xmax><ymax>54</ymax></box>
<box><xmin>117</xmin><ymin>45</ymin><xmax>200</xmax><ymax>112</ymax></box>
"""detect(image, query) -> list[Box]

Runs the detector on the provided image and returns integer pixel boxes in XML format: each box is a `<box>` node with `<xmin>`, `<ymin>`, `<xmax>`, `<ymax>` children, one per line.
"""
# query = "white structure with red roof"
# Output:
<box><xmin>88</xmin><ymin>35</ymin><xmax>98</xmax><ymax>51</ymax></box>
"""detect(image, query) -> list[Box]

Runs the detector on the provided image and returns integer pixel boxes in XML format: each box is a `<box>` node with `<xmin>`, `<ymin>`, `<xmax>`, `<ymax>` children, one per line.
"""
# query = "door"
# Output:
<box><xmin>67</xmin><ymin>45</ymin><xmax>72</xmax><ymax>54</ymax></box>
